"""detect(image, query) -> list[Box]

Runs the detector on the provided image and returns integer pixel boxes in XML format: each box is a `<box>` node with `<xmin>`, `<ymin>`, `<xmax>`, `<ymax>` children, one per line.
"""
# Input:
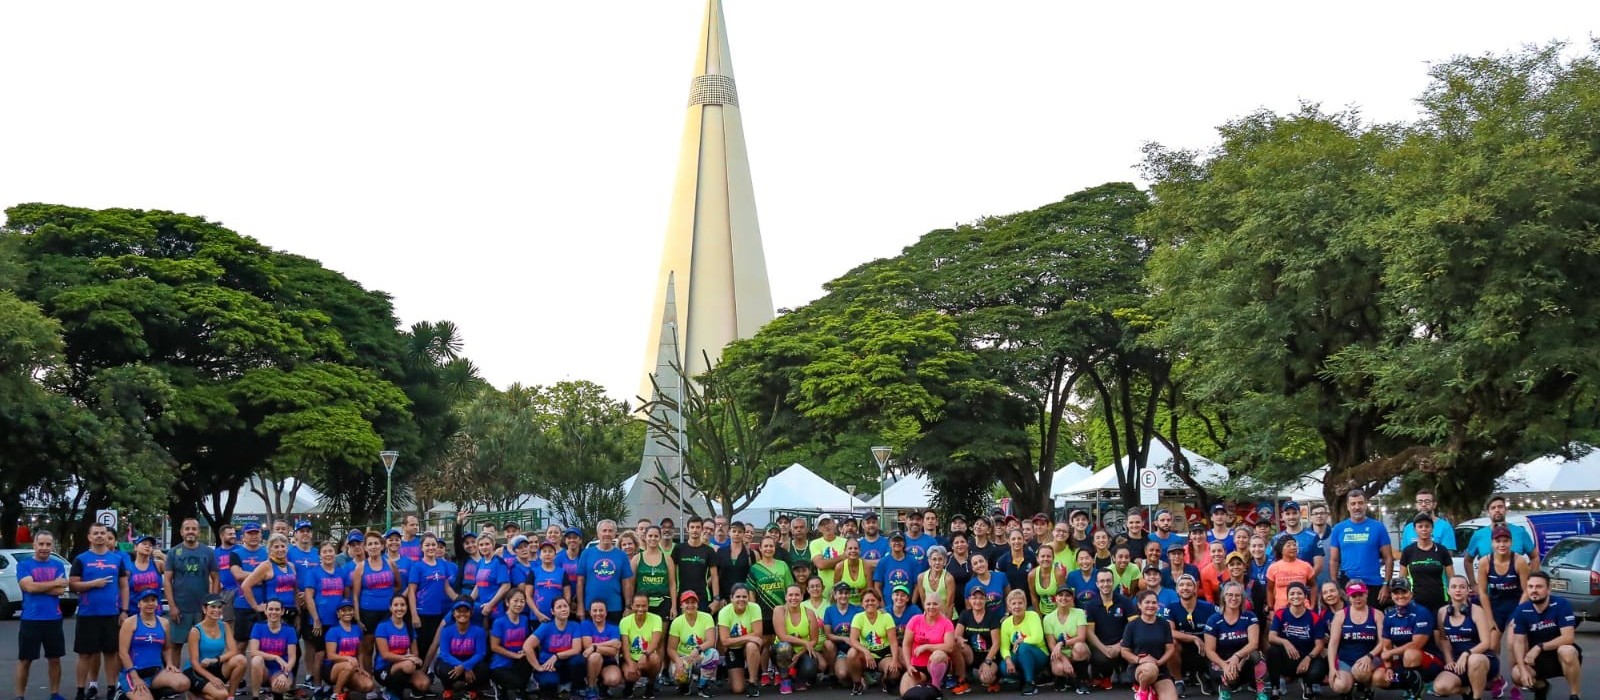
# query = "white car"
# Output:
<box><xmin>0</xmin><ymin>548</ymin><xmax>78</xmax><ymax>620</ymax></box>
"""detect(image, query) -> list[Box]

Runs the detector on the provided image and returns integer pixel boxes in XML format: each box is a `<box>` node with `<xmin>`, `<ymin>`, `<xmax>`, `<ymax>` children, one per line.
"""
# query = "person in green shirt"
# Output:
<box><xmin>1108</xmin><ymin>546</ymin><xmax>1141</xmax><ymax>598</ymax></box>
<box><xmin>619</xmin><ymin>593</ymin><xmax>664</xmax><ymax>699</ymax></box>
<box><xmin>808</xmin><ymin>515</ymin><xmax>847</xmax><ymax>591</ymax></box>
<box><xmin>716</xmin><ymin>585</ymin><xmax>764</xmax><ymax>698</ymax></box>
<box><xmin>999</xmin><ymin>589</ymin><xmax>1049</xmax><ymax>695</ymax></box>
<box><xmin>747</xmin><ymin>537</ymin><xmax>794</xmax><ymax>623</ymax></box>
<box><xmin>666</xmin><ymin>591</ymin><xmax>718</xmax><ymax>697</ymax></box>
<box><xmin>1043</xmin><ymin>586</ymin><xmax>1090</xmax><ymax>693</ymax></box>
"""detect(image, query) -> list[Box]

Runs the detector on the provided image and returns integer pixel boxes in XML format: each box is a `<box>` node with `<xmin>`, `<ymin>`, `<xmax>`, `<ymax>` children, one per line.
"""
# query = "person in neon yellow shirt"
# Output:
<box><xmin>808</xmin><ymin>515</ymin><xmax>847</xmax><ymax>590</ymax></box>
<box><xmin>1043</xmin><ymin>586</ymin><xmax>1090</xmax><ymax>694</ymax></box>
<box><xmin>716</xmin><ymin>585</ymin><xmax>764</xmax><ymax>698</ymax></box>
<box><xmin>847</xmin><ymin>588</ymin><xmax>903</xmax><ymax>694</ymax></box>
<box><xmin>619</xmin><ymin>593</ymin><xmax>664</xmax><ymax>698</ymax></box>
<box><xmin>666</xmin><ymin>591</ymin><xmax>719</xmax><ymax>696</ymax></box>
<box><xmin>998</xmin><ymin>589</ymin><xmax>1049</xmax><ymax>695</ymax></box>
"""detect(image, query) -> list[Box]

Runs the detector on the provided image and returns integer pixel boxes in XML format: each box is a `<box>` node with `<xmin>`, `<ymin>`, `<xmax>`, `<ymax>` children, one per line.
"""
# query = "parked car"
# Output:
<box><xmin>1455</xmin><ymin>510</ymin><xmax>1600</xmax><ymax>558</ymax></box>
<box><xmin>1542</xmin><ymin>534</ymin><xmax>1600</xmax><ymax>621</ymax></box>
<box><xmin>0</xmin><ymin>549</ymin><xmax>79</xmax><ymax>620</ymax></box>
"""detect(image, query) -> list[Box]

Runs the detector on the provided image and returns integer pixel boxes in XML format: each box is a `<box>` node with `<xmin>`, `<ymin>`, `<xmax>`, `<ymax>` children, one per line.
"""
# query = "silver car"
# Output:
<box><xmin>1542</xmin><ymin>534</ymin><xmax>1600</xmax><ymax>621</ymax></box>
<box><xmin>0</xmin><ymin>548</ymin><xmax>79</xmax><ymax>620</ymax></box>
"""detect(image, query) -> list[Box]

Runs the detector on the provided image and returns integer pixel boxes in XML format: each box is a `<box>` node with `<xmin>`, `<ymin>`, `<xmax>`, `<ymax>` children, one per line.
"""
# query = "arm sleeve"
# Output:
<box><xmin>70</xmin><ymin>556</ymin><xmax>85</xmax><ymax>578</ymax></box>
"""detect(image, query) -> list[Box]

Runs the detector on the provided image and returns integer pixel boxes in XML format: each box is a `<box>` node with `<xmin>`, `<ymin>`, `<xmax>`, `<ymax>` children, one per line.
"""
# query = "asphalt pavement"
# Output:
<box><xmin>3</xmin><ymin>620</ymin><xmax>1596</xmax><ymax>700</ymax></box>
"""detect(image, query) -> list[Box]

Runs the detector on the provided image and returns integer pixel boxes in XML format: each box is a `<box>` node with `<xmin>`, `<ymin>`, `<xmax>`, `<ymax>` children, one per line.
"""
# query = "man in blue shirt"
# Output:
<box><xmin>857</xmin><ymin>513</ymin><xmax>890</xmax><ymax>563</ymax></box>
<box><xmin>871</xmin><ymin>534</ymin><xmax>925</xmax><ymax>598</ymax></box>
<box><xmin>1270</xmin><ymin>502</ymin><xmax>1323</xmax><ymax>577</ymax></box>
<box><xmin>1462</xmin><ymin>496</ymin><xmax>1541</xmax><ymax>589</ymax></box>
<box><xmin>69</xmin><ymin>523</ymin><xmax>126</xmax><ymax>700</ymax></box>
<box><xmin>398</xmin><ymin>514</ymin><xmax>424</xmax><ymax>562</ymax></box>
<box><xmin>903</xmin><ymin>517</ymin><xmax>938</xmax><ymax>562</ymax></box>
<box><xmin>1327</xmin><ymin>488</ymin><xmax>1394</xmax><ymax>608</ymax></box>
<box><xmin>1148</xmin><ymin>509</ymin><xmax>1187</xmax><ymax>554</ymax></box>
<box><xmin>1373</xmin><ymin>580</ymin><xmax>1442</xmax><ymax>698</ymax></box>
<box><xmin>1508</xmin><ymin>572</ymin><xmax>1582</xmax><ymax>698</ymax></box>
<box><xmin>230</xmin><ymin>522</ymin><xmax>269</xmax><ymax>643</ymax></box>
<box><xmin>1163</xmin><ymin>574</ymin><xmax>1216</xmax><ymax>696</ymax></box>
<box><xmin>1398</xmin><ymin>489</ymin><xmax>1456</xmax><ymax>552</ymax></box>
<box><xmin>575</xmin><ymin>519</ymin><xmax>634</xmax><ymax>624</ymax></box>
<box><xmin>16</xmin><ymin>530</ymin><xmax>70</xmax><ymax>700</ymax></box>
<box><xmin>1205</xmin><ymin>504</ymin><xmax>1235</xmax><ymax>553</ymax></box>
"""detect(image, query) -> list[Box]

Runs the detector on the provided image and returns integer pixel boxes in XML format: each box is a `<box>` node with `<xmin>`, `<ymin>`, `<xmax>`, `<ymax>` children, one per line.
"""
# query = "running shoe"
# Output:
<box><xmin>777</xmin><ymin>681</ymin><xmax>791</xmax><ymax>696</ymax></box>
<box><xmin>950</xmin><ymin>682</ymin><xmax>970</xmax><ymax>696</ymax></box>
<box><xmin>1174</xmin><ymin>680</ymin><xmax>1188</xmax><ymax>699</ymax></box>
<box><xmin>1021</xmin><ymin>684</ymin><xmax>1037</xmax><ymax>697</ymax></box>
<box><xmin>745</xmin><ymin>686</ymin><xmax>761</xmax><ymax>698</ymax></box>
<box><xmin>1219</xmin><ymin>690</ymin><xmax>1232</xmax><ymax>700</ymax></box>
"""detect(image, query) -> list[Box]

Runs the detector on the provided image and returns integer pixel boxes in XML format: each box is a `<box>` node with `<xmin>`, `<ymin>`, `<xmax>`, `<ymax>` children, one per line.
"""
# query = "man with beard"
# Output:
<box><xmin>1148</xmin><ymin>510</ymin><xmax>1187</xmax><ymax>553</ymax></box>
<box><xmin>903</xmin><ymin>516</ymin><xmax>937</xmax><ymax>563</ymax></box>
<box><xmin>162</xmin><ymin>518</ymin><xmax>218</xmax><ymax>656</ymax></box>
<box><xmin>1271</xmin><ymin>502</ymin><xmax>1323</xmax><ymax>579</ymax></box>
<box><xmin>1307</xmin><ymin>505</ymin><xmax>1335</xmax><ymax>588</ymax></box>
<box><xmin>215</xmin><ymin>525</ymin><xmax>238</xmax><ymax>621</ymax></box>
<box><xmin>1399</xmin><ymin>488</ymin><xmax>1457</xmax><ymax>553</ymax></box>
<box><xmin>1508</xmin><ymin>572</ymin><xmax>1583</xmax><ymax>700</ymax></box>
<box><xmin>858</xmin><ymin>513</ymin><xmax>890</xmax><ymax>563</ymax></box>
<box><xmin>1463</xmin><ymin>496</ymin><xmax>1540</xmax><ymax>588</ymax></box>
<box><xmin>1164</xmin><ymin>574</ymin><xmax>1217</xmax><ymax>697</ymax></box>
<box><xmin>709</xmin><ymin>516</ymin><xmax>732</xmax><ymax>551</ymax></box>
<box><xmin>1327</xmin><ymin>489</ymin><xmax>1394</xmax><ymax>608</ymax></box>
<box><xmin>1116</xmin><ymin>511</ymin><xmax>1152</xmax><ymax>562</ymax></box>
<box><xmin>674</xmin><ymin>516</ymin><xmax>718</xmax><ymax>613</ymax></box>
<box><xmin>921</xmin><ymin>510</ymin><xmax>943</xmax><ymax>548</ymax></box>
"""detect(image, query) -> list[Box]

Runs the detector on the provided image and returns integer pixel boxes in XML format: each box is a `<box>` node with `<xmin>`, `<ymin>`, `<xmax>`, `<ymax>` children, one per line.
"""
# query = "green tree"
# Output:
<box><xmin>640</xmin><ymin>354</ymin><xmax>781</xmax><ymax>519</ymax></box>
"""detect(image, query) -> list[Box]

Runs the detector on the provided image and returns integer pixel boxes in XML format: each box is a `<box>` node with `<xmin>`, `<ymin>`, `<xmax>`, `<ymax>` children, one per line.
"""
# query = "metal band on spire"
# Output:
<box><xmin>688</xmin><ymin>74</ymin><xmax>739</xmax><ymax>107</ymax></box>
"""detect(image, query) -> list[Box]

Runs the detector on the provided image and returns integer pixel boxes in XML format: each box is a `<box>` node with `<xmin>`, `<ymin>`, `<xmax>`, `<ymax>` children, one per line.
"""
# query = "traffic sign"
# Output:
<box><xmin>1138</xmin><ymin>469</ymin><xmax>1159</xmax><ymax>506</ymax></box>
<box><xmin>95</xmin><ymin>509</ymin><xmax>119</xmax><ymax>530</ymax></box>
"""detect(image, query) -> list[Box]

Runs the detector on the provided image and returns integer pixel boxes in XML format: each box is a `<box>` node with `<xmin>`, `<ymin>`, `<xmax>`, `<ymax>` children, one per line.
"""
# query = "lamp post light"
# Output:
<box><xmin>871</xmin><ymin>446</ymin><xmax>892</xmax><ymax>527</ymax></box>
<box><xmin>380</xmin><ymin>450</ymin><xmax>399</xmax><ymax>530</ymax></box>
<box><xmin>846</xmin><ymin>484</ymin><xmax>857</xmax><ymax>520</ymax></box>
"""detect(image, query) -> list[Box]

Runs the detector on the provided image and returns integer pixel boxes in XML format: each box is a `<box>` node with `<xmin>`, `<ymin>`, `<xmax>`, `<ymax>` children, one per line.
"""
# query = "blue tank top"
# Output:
<box><xmin>1440</xmin><ymin>604</ymin><xmax>1484</xmax><ymax>656</ymax></box>
<box><xmin>269</xmin><ymin>561</ymin><xmax>299</xmax><ymax>606</ymax></box>
<box><xmin>126</xmin><ymin>559</ymin><xmax>163</xmax><ymax>615</ymax></box>
<box><xmin>129</xmin><ymin>616</ymin><xmax>167</xmax><ymax>670</ymax></box>
<box><xmin>184</xmin><ymin>621</ymin><xmax>229</xmax><ymax>669</ymax></box>
<box><xmin>1484</xmin><ymin>559</ymin><xmax>1520</xmax><ymax>607</ymax></box>
<box><xmin>358</xmin><ymin>559</ymin><xmax>397</xmax><ymax>611</ymax></box>
<box><xmin>1335</xmin><ymin>607</ymin><xmax>1380</xmax><ymax>665</ymax></box>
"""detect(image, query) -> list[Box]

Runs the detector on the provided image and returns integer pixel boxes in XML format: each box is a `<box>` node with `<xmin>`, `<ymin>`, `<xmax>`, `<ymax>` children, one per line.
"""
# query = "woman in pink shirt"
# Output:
<box><xmin>900</xmin><ymin>594</ymin><xmax>956</xmax><ymax>694</ymax></box>
<box><xmin>1265</xmin><ymin>538</ymin><xmax>1316</xmax><ymax>612</ymax></box>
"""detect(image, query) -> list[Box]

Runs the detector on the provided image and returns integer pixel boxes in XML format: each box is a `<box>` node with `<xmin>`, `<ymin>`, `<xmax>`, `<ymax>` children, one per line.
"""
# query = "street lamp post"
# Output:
<box><xmin>380</xmin><ymin>450</ymin><xmax>399</xmax><ymax>530</ymax></box>
<box><xmin>871</xmin><ymin>446</ymin><xmax>891</xmax><ymax>527</ymax></box>
<box><xmin>846</xmin><ymin>484</ymin><xmax>856</xmax><ymax>519</ymax></box>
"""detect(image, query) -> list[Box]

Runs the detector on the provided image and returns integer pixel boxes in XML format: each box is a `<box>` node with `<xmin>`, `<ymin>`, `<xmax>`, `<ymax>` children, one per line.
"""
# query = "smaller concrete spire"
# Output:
<box><xmin>625</xmin><ymin>272</ymin><xmax>690</xmax><ymax>523</ymax></box>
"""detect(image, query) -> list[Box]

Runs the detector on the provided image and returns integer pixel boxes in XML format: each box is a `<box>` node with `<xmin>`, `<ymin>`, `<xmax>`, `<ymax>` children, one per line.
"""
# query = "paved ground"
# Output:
<box><xmin>4</xmin><ymin>620</ymin><xmax>1597</xmax><ymax>700</ymax></box>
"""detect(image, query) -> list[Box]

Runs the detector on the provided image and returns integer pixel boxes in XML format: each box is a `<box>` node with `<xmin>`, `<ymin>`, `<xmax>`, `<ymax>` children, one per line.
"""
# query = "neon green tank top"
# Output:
<box><xmin>636</xmin><ymin>552</ymin><xmax>670</xmax><ymax>607</ymax></box>
<box><xmin>1033</xmin><ymin>566</ymin><xmax>1060</xmax><ymax>615</ymax></box>
<box><xmin>838</xmin><ymin>560</ymin><xmax>869</xmax><ymax>606</ymax></box>
<box><xmin>782</xmin><ymin>605</ymin><xmax>812</xmax><ymax>641</ymax></box>
<box><xmin>920</xmin><ymin>571</ymin><xmax>949</xmax><ymax>607</ymax></box>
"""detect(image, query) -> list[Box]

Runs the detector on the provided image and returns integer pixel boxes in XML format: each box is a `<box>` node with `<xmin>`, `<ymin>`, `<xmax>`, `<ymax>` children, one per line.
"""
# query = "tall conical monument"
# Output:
<box><xmin>625</xmin><ymin>0</ymin><xmax>774</xmax><ymax>523</ymax></box>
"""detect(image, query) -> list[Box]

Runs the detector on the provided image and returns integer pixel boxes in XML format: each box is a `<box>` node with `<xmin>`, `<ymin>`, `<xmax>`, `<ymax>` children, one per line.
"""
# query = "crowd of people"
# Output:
<box><xmin>9</xmin><ymin>489</ymin><xmax>1586</xmax><ymax>700</ymax></box>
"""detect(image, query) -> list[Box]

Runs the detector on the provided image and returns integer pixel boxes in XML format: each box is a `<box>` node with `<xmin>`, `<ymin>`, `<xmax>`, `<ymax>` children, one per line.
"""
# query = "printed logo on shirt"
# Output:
<box><xmin>593</xmin><ymin>558</ymin><xmax>617</xmax><ymax>581</ymax></box>
<box><xmin>449</xmin><ymin>636</ymin><xmax>477</xmax><ymax>656</ymax></box>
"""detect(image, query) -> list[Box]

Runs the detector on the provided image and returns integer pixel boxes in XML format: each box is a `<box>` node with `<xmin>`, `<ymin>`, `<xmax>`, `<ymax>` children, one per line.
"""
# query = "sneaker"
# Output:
<box><xmin>1021</xmin><ymin>685</ymin><xmax>1037</xmax><ymax>697</ymax></box>
<box><xmin>951</xmin><ymin>682</ymin><xmax>971</xmax><ymax>696</ymax></box>
<box><xmin>1301</xmin><ymin>683</ymin><xmax>1314</xmax><ymax>700</ymax></box>
<box><xmin>1074</xmin><ymin>682</ymin><xmax>1089</xmax><ymax>696</ymax></box>
<box><xmin>1197</xmin><ymin>675</ymin><xmax>1215</xmax><ymax>697</ymax></box>
<box><xmin>1175</xmin><ymin>681</ymin><xmax>1189</xmax><ymax>699</ymax></box>
<box><xmin>745</xmin><ymin>687</ymin><xmax>761</xmax><ymax>699</ymax></box>
<box><xmin>87</xmin><ymin>687</ymin><xmax>101</xmax><ymax>700</ymax></box>
<box><xmin>943</xmin><ymin>675</ymin><xmax>956</xmax><ymax>690</ymax></box>
<box><xmin>1099</xmin><ymin>678</ymin><xmax>1114</xmax><ymax>691</ymax></box>
<box><xmin>1258</xmin><ymin>692</ymin><xmax>1270</xmax><ymax>700</ymax></box>
<box><xmin>1219</xmin><ymin>690</ymin><xmax>1232</xmax><ymax>700</ymax></box>
<box><xmin>777</xmin><ymin>681</ymin><xmax>791</xmax><ymax>696</ymax></box>
<box><xmin>53</xmin><ymin>694</ymin><xmax>70</xmax><ymax>700</ymax></box>
<box><xmin>696</xmin><ymin>688</ymin><xmax>713</xmax><ymax>699</ymax></box>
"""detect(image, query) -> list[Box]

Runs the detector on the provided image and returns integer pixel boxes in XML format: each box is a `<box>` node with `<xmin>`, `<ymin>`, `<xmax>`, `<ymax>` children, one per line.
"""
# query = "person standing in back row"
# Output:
<box><xmin>163</xmin><ymin>519</ymin><xmax>218</xmax><ymax>661</ymax></box>
<box><xmin>674</xmin><ymin>517</ymin><xmax>717</xmax><ymax>615</ymax></box>
<box><xmin>1462</xmin><ymin>496</ymin><xmax>1541</xmax><ymax>590</ymax></box>
<box><xmin>71</xmin><ymin>523</ymin><xmax>126</xmax><ymax>700</ymax></box>
<box><xmin>1399</xmin><ymin>489</ymin><xmax>1456</xmax><ymax>552</ymax></box>
<box><xmin>1327</xmin><ymin>489</ymin><xmax>1393</xmax><ymax>608</ymax></box>
<box><xmin>16</xmin><ymin>530</ymin><xmax>70</xmax><ymax>700</ymax></box>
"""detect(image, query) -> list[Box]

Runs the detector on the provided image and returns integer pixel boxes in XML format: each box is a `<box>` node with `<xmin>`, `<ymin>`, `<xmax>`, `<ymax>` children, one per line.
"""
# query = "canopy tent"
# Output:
<box><xmin>1497</xmin><ymin>448</ymin><xmax>1600</xmax><ymax>494</ymax></box>
<box><xmin>1053</xmin><ymin>441</ymin><xmax>1229</xmax><ymax>498</ymax></box>
<box><xmin>739</xmin><ymin>463</ymin><xmax>871</xmax><ymax>526</ymax></box>
<box><xmin>232</xmin><ymin>477</ymin><xmax>328</xmax><ymax>516</ymax></box>
<box><xmin>878</xmin><ymin>472</ymin><xmax>936</xmax><ymax>510</ymax></box>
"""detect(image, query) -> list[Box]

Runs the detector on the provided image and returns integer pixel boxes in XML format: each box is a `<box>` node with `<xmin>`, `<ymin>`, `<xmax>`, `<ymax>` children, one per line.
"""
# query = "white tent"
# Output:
<box><xmin>738</xmin><ymin>464</ymin><xmax>871</xmax><ymax>526</ymax></box>
<box><xmin>878</xmin><ymin>472</ymin><xmax>936</xmax><ymax>510</ymax></box>
<box><xmin>232</xmin><ymin>477</ymin><xmax>328</xmax><ymax>516</ymax></box>
<box><xmin>1053</xmin><ymin>441</ymin><xmax>1229</xmax><ymax>498</ymax></box>
<box><xmin>1497</xmin><ymin>448</ymin><xmax>1600</xmax><ymax>493</ymax></box>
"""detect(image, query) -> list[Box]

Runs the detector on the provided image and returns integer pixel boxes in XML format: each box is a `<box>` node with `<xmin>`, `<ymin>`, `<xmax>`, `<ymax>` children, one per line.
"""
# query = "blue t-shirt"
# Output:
<box><xmin>250</xmin><ymin>621</ymin><xmax>299</xmax><ymax>661</ymax></box>
<box><xmin>532</xmin><ymin>620</ymin><xmax>579</xmax><ymax>663</ymax></box>
<box><xmin>1149</xmin><ymin>531</ymin><xmax>1187</xmax><ymax>552</ymax></box>
<box><xmin>398</xmin><ymin>537</ymin><xmax>423</xmax><ymax>562</ymax></box>
<box><xmin>1065</xmin><ymin>568</ymin><xmax>1099</xmax><ymax>601</ymax></box>
<box><xmin>1510</xmin><ymin>597</ymin><xmax>1577</xmax><ymax>647</ymax></box>
<box><xmin>904</xmin><ymin>534</ymin><xmax>938</xmax><ymax>561</ymax></box>
<box><xmin>823</xmin><ymin>604</ymin><xmax>864</xmax><ymax>638</ymax></box>
<box><xmin>1399</xmin><ymin>517</ymin><xmax>1456</xmax><ymax>552</ymax></box>
<box><xmin>576</xmin><ymin>546</ymin><xmax>633</xmax><ymax>611</ymax></box>
<box><xmin>230</xmin><ymin>544</ymin><xmax>268</xmax><ymax>610</ymax></box>
<box><xmin>373</xmin><ymin>619</ymin><xmax>414</xmax><ymax>670</ymax></box>
<box><xmin>554</xmin><ymin>549</ymin><xmax>582</xmax><ymax>591</ymax></box>
<box><xmin>1382</xmin><ymin>601</ymin><xmax>1435</xmax><ymax>651</ymax></box>
<box><xmin>1328</xmin><ymin>518</ymin><xmax>1391</xmax><ymax>585</ymax></box>
<box><xmin>964</xmin><ymin>574</ymin><xmax>1007</xmax><ymax>615</ymax></box>
<box><xmin>888</xmin><ymin>604</ymin><xmax>922</xmax><ymax>634</ymax></box>
<box><xmin>325</xmin><ymin>623</ymin><xmax>363</xmax><ymax>659</ymax></box>
<box><xmin>408</xmin><ymin>558</ymin><xmax>458</xmax><ymax>616</ymax></box>
<box><xmin>1270</xmin><ymin>607</ymin><xmax>1326</xmax><ymax>656</ymax></box>
<box><xmin>579</xmin><ymin>619</ymin><xmax>621</xmax><ymax>649</ymax></box>
<box><xmin>1465</xmin><ymin>525</ymin><xmax>1536</xmax><ymax>559</ymax></box>
<box><xmin>1206</xmin><ymin>530</ymin><xmax>1238</xmax><ymax>554</ymax></box>
<box><xmin>287</xmin><ymin>545</ymin><xmax>320</xmax><ymax>575</ymax></box>
<box><xmin>1165</xmin><ymin>599</ymin><xmax>1217</xmax><ymax>636</ymax></box>
<box><xmin>1160</xmin><ymin>564</ymin><xmax>1203</xmax><ymax>591</ymax></box>
<box><xmin>873</xmin><ymin>555</ymin><xmax>924</xmax><ymax>593</ymax></box>
<box><xmin>1151</xmin><ymin>588</ymin><xmax>1181</xmax><ymax>611</ymax></box>
<box><xmin>303</xmin><ymin>564</ymin><xmax>350</xmax><ymax>626</ymax></box>
<box><xmin>17</xmin><ymin>556</ymin><xmax>68</xmax><ymax>621</ymax></box>
<box><xmin>355</xmin><ymin>559</ymin><xmax>400</xmax><ymax>612</ymax></box>
<box><xmin>1204</xmin><ymin>610</ymin><xmax>1259</xmax><ymax>658</ymax></box>
<box><xmin>438</xmin><ymin>623</ymin><xmax>488</xmax><ymax>668</ymax></box>
<box><xmin>490</xmin><ymin>613</ymin><xmax>532</xmax><ymax>669</ymax></box>
<box><xmin>525</xmin><ymin>564</ymin><xmax>567</xmax><ymax>619</ymax></box>
<box><xmin>858</xmin><ymin>536</ymin><xmax>890</xmax><ymax>563</ymax></box>
<box><xmin>70</xmin><ymin>549</ymin><xmax>125</xmax><ymax>616</ymax></box>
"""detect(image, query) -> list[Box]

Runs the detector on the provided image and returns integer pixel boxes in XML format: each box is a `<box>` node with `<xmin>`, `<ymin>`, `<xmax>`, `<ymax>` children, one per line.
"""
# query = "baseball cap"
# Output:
<box><xmin>1224</xmin><ymin>552</ymin><xmax>1247</xmax><ymax>566</ymax></box>
<box><xmin>1211</xmin><ymin>503</ymin><xmax>1228</xmax><ymax>514</ymax></box>
<box><xmin>241</xmin><ymin>522</ymin><xmax>262</xmax><ymax>533</ymax></box>
<box><xmin>1345</xmin><ymin>581</ymin><xmax>1368</xmax><ymax>596</ymax></box>
<box><xmin>563</xmin><ymin>527</ymin><xmax>583</xmax><ymax>538</ymax></box>
<box><xmin>1142</xmin><ymin>565</ymin><xmax>1162</xmax><ymax>575</ymax></box>
<box><xmin>295</xmin><ymin>520</ymin><xmax>313</xmax><ymax>531</ymax></box>
<box><xmin>461</xmin><ymin>530</ymin><xmax>477</xmax><ymax>540</ymax></box>
<box><xmin>384</xmin><ymin>527</ymin><xmax>402</xmax><ymax>538</ymax></box>
<box><xmin>1034</xmin><ymin>513</ymin><xmax>1053</xmax><ymax>523</ymax></box>
<box><xmin>1412</xmin><ymin>512</ymin><xmax>1433</xmax><ymax>525</ymax></box>
<box><xmin>509</xmin><ymin>535</ymin><xmax>530</xmax><ymax>549</ymax></box>
<box><xmin>135</xmin><ymin>534</ymin><xmax>158</xmax><ymax>546</ymax></box>
<box><xmin>679</xmin><ymin>590</ymin><xmax>700</xmax><ymax>603</ymax></box>
<box><xmin>889</xmin><ymin>532</ymin><xmax>906</xmax><ymax>542</ymax></box>
<box><xmin>833</xmin><ymin>582</ymin><xmax>853</xmax><ymax>593</ymax></box>
<box><xmin>137</xmin><ymin>589</ymin><xmax>161</xmax><ymax>601</ymax></box>
<box><xmin>1281</xmin><ymin>501</ymin><xmax>1301</xmax><ymax>512</ymax></box>
<box><xmin>451</xmin><ymin>599</ymin><xmax>474</xmax><ymax>612</ymax></box>
<box><xmin>1067</xmin><ymin>510</ymin><xmax>1087</xmax><ymax>520</ymax></box>
<box><xmin>891</xmin><ymin>583</ymin><xmax>912</xmax><ymax>596</ymax></box>
<box><xmin>863</xmin><ymin>513</ymin><xmax>879</xmax><ymax>521</ymax></box>
<box><xmin>346</xmin><ymin>531</ymin><xmax>365</xmax><ymax>543</ymax></box>
<box><xmin>337</xmin><ymin>599</ymin><xmax>355</xmax><ymax>609</ymax></box>
<box><xmin>817</xmin><ymin>514</ymin><xmax>834</xmax><ymax>524</ymax></box>
<box><xmin>1166</xmin><ymin>545</ymin><xmax>1187</xmax><ymax>557</ymax></box>
<box><xmin>1492</xmin><ymin>525</ymin><xmax>1512</xmax><ymax>540</ymax></box>
<box><xmin>1389</xmin><ymin>578</ymin><xmax>1411</xmax><ymax>592</ymax></box>
<box><xmin>538</xmin><ymin>539</ymin><xmax>557</xmax><ymax>550</ymax></box>
<box><xmin>950</xmin><ymin>513</ymin><xmax>967</xmax><ymax>523</ymax></box>
<box><xmin>1188</xmin><ymin>521</ymin><xmax>1206</xmax><ymax>532</ymax></box>
<box><xmin>204</xmin><ymin>597</ymin><xmax>226</xmax><ymax>608</ymax></box>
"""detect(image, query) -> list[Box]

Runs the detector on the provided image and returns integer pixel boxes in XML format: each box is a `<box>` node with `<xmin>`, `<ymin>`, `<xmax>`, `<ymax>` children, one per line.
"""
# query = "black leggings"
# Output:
<box><xmin>1090</xmin><ymin>646</ymin><xmax>1126</xmax><ymax>678</ymax></box>
<box><xmin>417</xmin><ymin>614</ymin><xmax>444</xmax><ymax>665</ymax></box>
<box><xmin>491</xmin><ymin>661</ymin><xmax>533</xmax><ymax>694</ymax></box>
<box><xmin>1176</xmin><ymin>642</ymin><xmax>1207</xmax><ymax>678</ymax></box>
<box><xmin>1266</xmin><ymin>647</ymin><xmax>1327</xmax><ymax>684</ymax></box>
<box><xmin>1210</xmin><ymin>655</ymin><xmax>1259</xmax><ymax>691</ymax></box>
<box><xmin>433</xmin><ymin>660</ymin><xmax>489</xmax><ymax>691</ymax></box>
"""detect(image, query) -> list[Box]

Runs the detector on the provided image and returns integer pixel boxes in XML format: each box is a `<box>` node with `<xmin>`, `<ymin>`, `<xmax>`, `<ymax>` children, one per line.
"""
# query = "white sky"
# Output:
<box><xmin>3</xmin><ymin>2</ymin><xmax>1596</xmax><ymax>401</ymax></box>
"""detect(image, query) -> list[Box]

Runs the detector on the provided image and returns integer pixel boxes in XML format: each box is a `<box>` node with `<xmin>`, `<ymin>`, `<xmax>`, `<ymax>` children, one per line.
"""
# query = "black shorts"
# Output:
<box><xmin>74</xmin><ymin>615</ymin><xmax>120</xmax><ymax>655</ymax></box>
<box><xmin>232</xmin><ymin>609</ymin><xmax>258</xmax><ymax>643</ymax></box>
<box><xmin>19</xmin><ymin>619</ymin><xmax>67</xmax><ymax>660</ymax></box>
<box><xmin>184</xmin><ymin>662</ymin><xmax>225</xmax><ymax>692</ymax></box>
<box><xmin>725</xmin><ymin>646</ymin><xmax>747</xmax><ymax>668</ymax></box>
<box><xmin>1533</xmin><ymin>646</ymin><xmax>1581</xmax><ymax>680</ymax></box>
<box><xmin>301</xmin><ymin>618</ymin><xmax>325</xmax><ymax>648</ymax></box>
<box><xmin>360</xmin><ymin>609</ymin><xmax>388</xmax><ymax>635</ymax></box>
